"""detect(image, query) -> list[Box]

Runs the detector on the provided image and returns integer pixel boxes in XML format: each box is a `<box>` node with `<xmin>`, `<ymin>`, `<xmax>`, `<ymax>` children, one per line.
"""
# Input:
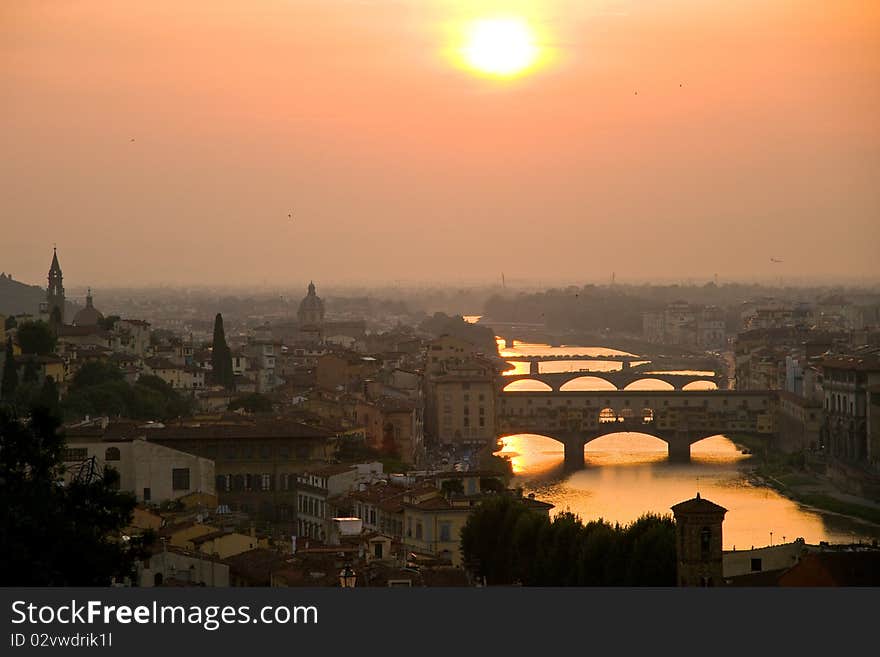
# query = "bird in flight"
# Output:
<box><xmin>770</xmin><ymin>257</ymin><xmax>783</xmax><ymax>264</ymax></box>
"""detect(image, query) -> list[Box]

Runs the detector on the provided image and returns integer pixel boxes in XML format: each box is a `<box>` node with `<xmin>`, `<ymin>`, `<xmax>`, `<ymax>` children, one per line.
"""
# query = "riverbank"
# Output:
<box><xmin>730</xmin><ymin>434</ymin><xmax>880</xmax><ymax>528</ymax></box>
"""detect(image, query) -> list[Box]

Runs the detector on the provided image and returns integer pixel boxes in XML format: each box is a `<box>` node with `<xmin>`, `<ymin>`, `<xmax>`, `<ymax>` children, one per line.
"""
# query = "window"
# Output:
<box><xmin>415</xmin><ymin>521</ymin><xmax>423</xmax><ymax>540</ymax></box>
<box><xmin>750</xmin><ymin>558</ymin><xmax>762</xmax><ymax>572</ymax></box>
<box><xmin>172</xmin><ymin>468</ymin><xmax>190</xmax><ymax>491</ymax></box>
<box><xmin>439</xmin><ymin>522</ymin><xmax>451</xmax><ymax>543</ymax></box>
<box><xmin>374</xmin><ymin>542</ymin><xmax>384</xmax><ymax>559</ymax></box>
<box><xmin>261</xmin><ymin>473</ymin><xmax>272</xmax><ymax>491</ymax></box>
<box><xmin>700</xmin><ymin>527</ymin><xmax>712</xmax><ymax>558</ymax></box>
<box><xmin>62</xmin><ymin>448</ymin><xmax>88</xmax><ymax>462</ymax></box>
<box><xmin>105</xmin><ymin>447</ymin><xmax>121</xmax><ymax>461</ymax></box>
<box><xmin>143</xmin><ymin>488</ymin><xmax>151</xmax><ymax>502</ymax></box>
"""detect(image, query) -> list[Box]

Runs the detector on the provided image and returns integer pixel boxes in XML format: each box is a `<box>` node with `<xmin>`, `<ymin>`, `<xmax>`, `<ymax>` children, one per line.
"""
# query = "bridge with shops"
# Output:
<box><xmin>496</xmin><ymin>389</ymin><xmax>776</xmax><ymax>467</ymax></box>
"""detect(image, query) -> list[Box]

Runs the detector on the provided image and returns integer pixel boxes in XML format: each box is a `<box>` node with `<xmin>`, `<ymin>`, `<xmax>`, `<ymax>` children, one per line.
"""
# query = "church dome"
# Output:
<box><xmin>73</xmin><ymin>289</ymin><xmax>104</xmax><ymax>327</ymax></box>
<box><xmin>297</xmin><ymin>281</ymin><xmax>325</xmax><ymax>325</ymax></box>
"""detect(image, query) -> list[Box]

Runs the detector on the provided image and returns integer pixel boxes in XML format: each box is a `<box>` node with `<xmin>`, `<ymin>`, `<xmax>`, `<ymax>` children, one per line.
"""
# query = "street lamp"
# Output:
<box><xmin>339</xmin><ymin>563</ymin><xmax>357</xmax><ymax>588</ymax></box>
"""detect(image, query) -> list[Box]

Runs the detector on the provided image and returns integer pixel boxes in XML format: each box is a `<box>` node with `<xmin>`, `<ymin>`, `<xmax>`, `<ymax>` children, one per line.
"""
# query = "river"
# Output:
<box><xmin>492</xmin><ymin>341</ymin><xmax>880</xmax><ymax>549</ymax></box>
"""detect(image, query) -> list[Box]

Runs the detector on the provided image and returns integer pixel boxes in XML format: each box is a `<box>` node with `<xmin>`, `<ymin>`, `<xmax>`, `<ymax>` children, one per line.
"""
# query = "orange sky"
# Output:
<box><xmin>2</xmin><ymin>1</ymin><xmax>879</xmax><ymax>287</ymax></box>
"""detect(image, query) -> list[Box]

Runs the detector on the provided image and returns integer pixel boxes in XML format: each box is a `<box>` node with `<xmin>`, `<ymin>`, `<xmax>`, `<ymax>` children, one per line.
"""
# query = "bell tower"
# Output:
<box><xmin>671</xmin><ymin>493</ymin><xmax>727</xmax><ymax>586</ymax></box>
<box><xmin>46</xmin><ymin>247</ymin><xmax>65</xmax><ymax>331</ymax></box>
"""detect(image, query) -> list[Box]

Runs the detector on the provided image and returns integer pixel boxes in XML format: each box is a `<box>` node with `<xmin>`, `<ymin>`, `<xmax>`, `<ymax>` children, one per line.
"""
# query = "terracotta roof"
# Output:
<box><xmin>778</xmin><ymin>551</ymin><xmax>880</xmax><ymax>586</ymax></box>
<box><xmin>671</xmin><ymin>494</ymin><xmax>728</xmax><ymax>515</ymax></box>
<box><xmin>223</xmin><ymin>548</ymin><xmax>288</xmax><ymax>585</ymax></box>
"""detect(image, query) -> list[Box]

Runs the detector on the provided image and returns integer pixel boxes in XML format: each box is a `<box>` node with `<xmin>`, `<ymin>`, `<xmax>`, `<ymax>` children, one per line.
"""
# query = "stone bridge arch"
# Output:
<box><xmin>500</xmin><ymin>371</ymin><xmax>722</xmax><ymax>392</ymax></box>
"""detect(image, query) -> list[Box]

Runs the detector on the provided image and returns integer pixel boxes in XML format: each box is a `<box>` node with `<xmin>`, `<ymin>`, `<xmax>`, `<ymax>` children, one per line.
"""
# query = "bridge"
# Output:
<box><xmin>502</xmin><ymin>354</ymin><xmax>647</xmax><ymax>364</ymax></box>
<box><xmin>497</xmin><ymin>389</ymin><xmax>777</xmax><ymax>468</ymax></box>
<box><xmin>501</xmin><ymin>370</ymin><xmax>723</xmax><ymax>392</ymax></box>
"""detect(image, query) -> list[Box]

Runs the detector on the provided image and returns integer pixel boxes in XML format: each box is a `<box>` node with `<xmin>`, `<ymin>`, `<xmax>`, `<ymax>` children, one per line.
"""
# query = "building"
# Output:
<box><xmin>292</xmin><ymin>463</ymin><xmax>363</xmax><ymax>540</ymax></box>
<box><xmin>72</xmin><ymin>288</ymin><xmax>104</xmax><ymax>327</ymax></box>
<box><xmin>722</xmin><ymin>539</ymin><xmax>810</xmax><ymax>579</ymax></box>
<box><xmin>144</xmin><ymin>418</ymin><xmax>340</xmax><ymax>521</ymax></box>
<box><xmin>427</xmin><ymin>358</ymin><xmax>497</xmax><ymax>446</ymax></box>
<box><xmin>44</xmin><ymin>248</ymin><xmax>65</xmax><ymax>331</ymax></box>
<box><xmin>143</xmin><ymin>356</ymin><xmax>206</xmax><ymax>390</ymax></box>
<box><xmin>671</xmin><ymin>493</ymin><xmax>727</xmax><ymax>587</ymax></box>
<box><xmin>425</xmin><ymin>334</ymin><xmax>483</xmax><ymax>376</ymax></box>
<box><xmin>777</xmin><ymin>391</ymin><xmax>823</xmax><ymax>453</ymax></box>
<box><xmin>316</xmin><ymin>350</ymin><xmax>380</xmax><ymax>392</ymax></box>
<box><xmin>61</xmin><ymin>430</ymin><xmax>215</xmax><ymax>504</ymax></box>
<box><xmin>821</xmin><ymin>352</ymin><xmax>880</xmax><ymax>466</ymax></box>
<box><xmin>138</xmin><ymin>546</ymin><xmax>230</xmax><ymax>587</ymax></box>
<box><xmin>642</xmin><ymin>302</ymin><xmax>726</xmax><ymax>349</ymax></box>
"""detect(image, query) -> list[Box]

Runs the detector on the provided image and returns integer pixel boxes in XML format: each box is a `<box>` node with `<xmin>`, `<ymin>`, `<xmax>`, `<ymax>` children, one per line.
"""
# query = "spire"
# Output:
<box><xmin>308</xmin><ymin>281</ymin><xmax>316</xmax><ymax>295</ymax></box>
<box><xmin>86</xmin><ymin>288</ymin><xmax>93</xmax><ymax>308</ymax></box>
<box><xmin>49</xmin><ymin>247</ymin><xmax>61</xmax><ymax>274</ymax></box>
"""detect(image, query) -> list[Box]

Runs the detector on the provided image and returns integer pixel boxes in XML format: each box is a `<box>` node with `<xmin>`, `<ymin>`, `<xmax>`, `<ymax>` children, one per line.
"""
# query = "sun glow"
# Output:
<box><xmin>460</xmin><ymin>17</ymin><xmax>540</xmax><ymax>78</ymax></box>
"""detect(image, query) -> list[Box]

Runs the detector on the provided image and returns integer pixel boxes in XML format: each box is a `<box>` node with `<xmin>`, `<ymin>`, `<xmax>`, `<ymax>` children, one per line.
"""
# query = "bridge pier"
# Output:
<box><xmin>529</xmin><ymin>360</ymin><xmax>540</xmax><ymax>376</ymax></box>
<box><xmin>559</xmin><ymin>433</ymin><xmax>586</xmax><ymax>470</ymax></box>
<box><xmin>667</xmin><ymin>432</ymin><xmax>692</xmax><ymax>462</ymax></box>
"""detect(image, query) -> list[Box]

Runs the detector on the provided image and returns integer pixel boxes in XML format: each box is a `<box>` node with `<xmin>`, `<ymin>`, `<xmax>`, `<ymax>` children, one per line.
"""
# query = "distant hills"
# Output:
<box><xmin>0</xmin><ymin>273</ymin><xmax>77</xmax><ymax>318</ymax></box>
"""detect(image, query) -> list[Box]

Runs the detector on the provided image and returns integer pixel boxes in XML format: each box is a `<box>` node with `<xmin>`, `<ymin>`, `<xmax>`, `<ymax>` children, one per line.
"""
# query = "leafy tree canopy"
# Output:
<box><xmin>0</xmin><ymin>407</ymin><xmax>147</xmax><ymax>585</ymax></box>
<box><xmin>461</xmin><ymin>497</ymin><xmax>676</xmax><ymax>586</ymax></box>
<box><xmin>17</xmin><ymin>320</ymin><xmax>56</xmax><ymax>355</ymax></box>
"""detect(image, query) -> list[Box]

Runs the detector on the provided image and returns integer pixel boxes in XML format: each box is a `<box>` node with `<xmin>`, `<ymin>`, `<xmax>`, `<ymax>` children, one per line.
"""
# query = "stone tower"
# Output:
<box><xmin>46</xmin><ymin>247</ymin><xmax>65</xmax><ymax>331</ymax></box>
<box><xmin>671</xmin><ymin>493</ymin><xmax>727</xmax><ymax>586</ymax></box>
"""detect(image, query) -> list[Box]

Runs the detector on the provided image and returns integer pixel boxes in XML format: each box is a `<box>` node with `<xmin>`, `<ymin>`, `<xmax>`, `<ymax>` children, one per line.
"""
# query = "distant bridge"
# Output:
<box><xmin>502</xmin><ymin>354</ymin><xmax>645</xmax><ymax>363</ymax></box>
<box><xmin>501</xmin><ymin>370</ymin><xmax>723</xmax><ymax>392</ymax></box>
<box><xmin>497</xmin><ymin>389</ymin><xmax>776</xmax><ymax>468</ymax></box>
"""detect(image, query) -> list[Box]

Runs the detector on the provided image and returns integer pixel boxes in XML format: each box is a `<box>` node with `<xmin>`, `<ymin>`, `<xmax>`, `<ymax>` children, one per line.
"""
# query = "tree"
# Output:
<box><xmin>211</xmin><ymin>313</ymin><xmax>234</xmax><ymax>390</ymax></box>
<box><xmin>1</xmin><ymin>336</ymin><xmax>17</xmax><ymax>401</ymax></box>
<box><xmin>4</xmin><ymin>315</ymin><xmax>16</xmax><ymax>330</ymax></box>
<box><xmin>69</xmin><ymin>361</ymin><xmax>124</xmax><ymax>392</ymax></box>
<box><xmin>21</xmin><ymin>357</ymin><xmax>38</xmax><ymax>383</ymax></box>
<box><xmin>461</xmin><ymin>499</ymin><xmax>677</xmax><ymax>586</ymax></box>
<box><xmin>0</xmin><ymin>407</ymin><xmax>143</xmax><ymax>585</ymax></box>
<box><xmin>98</xmin><ymin>315</ymin><xmax>120</xmax><ymax>331</ymax></box>
<box><xmin>35</xmin><ymin>376</ymin><xmax>60</xmax><ymax>416</ymax></box>
<box><xmin>17</xmin><ymin>320</ymin><xmax>56</xmax><ymax>355</ymax></box>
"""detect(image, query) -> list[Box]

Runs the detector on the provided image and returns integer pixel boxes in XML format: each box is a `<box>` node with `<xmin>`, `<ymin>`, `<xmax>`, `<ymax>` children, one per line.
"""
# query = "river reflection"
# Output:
<box><xmin>496</xmin><ymin>433</ymin><xmax>880</xmax><ymax>549</ymax></box>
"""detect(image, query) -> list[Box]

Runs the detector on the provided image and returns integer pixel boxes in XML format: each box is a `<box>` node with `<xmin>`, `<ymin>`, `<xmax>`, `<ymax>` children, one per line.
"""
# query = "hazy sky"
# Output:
<box><xmin>2</xmin><ymin>0</ymin><xmax>879</xmax><ymax>288</ymax></box>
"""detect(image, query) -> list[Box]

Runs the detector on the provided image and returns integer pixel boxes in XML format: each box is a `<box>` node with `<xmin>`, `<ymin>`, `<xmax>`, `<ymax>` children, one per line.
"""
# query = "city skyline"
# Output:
<box><xmin>3</xmin><ymin>0</ymin><xmax>879</xmax><ymax>286</ymax></box>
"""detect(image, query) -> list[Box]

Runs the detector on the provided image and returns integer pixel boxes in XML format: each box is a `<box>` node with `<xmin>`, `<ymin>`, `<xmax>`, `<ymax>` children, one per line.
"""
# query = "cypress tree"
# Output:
<box><xmin>211</xmin><ymin>313</ymin><xmax>234</xmax><ymax>390</ymax></box>
<box><xmin>1</xmin><ymin>337</ymin><xmax>18</xmax><ymax>400</ymax></box>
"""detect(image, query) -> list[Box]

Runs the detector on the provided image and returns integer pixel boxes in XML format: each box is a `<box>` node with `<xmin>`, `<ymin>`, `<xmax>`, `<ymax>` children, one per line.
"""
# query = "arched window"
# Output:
<box><xmin>700</xmin><ymin>526</ymin><xmax>712</xmax><ymax>558</ymax></box>
<box><xmin>105</xmin><ymin>447</ymin><xmax>121</xmax><ymax>461</ymax></box>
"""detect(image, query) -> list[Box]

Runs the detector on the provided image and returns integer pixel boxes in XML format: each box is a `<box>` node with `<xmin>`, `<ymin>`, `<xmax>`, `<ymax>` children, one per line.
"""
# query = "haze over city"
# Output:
<box><xmin>3</xmin><ymin>0</ymin><xmax>879</xmax><ymax>287</ymax></box>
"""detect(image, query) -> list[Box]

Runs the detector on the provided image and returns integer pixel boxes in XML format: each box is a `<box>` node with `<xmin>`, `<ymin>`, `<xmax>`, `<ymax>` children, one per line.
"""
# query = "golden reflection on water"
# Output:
<box><xmin>682</xmin><ymin>380</ymin><xmax>718</xmax><ymax>390</ymax></box>
<box><xmin>496</xmin><ymin>433</ymin><xmax>880</xmax><ymax>548</ymax></box>
<box><xmin>499</xmin><ymin>341</ymin><xmax>638</xmax><ymax>358</ymax></box>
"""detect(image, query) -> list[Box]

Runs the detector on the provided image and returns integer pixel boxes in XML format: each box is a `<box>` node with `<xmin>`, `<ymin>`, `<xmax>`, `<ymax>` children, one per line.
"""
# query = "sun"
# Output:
<box><xmin>460</xmin><ymin>17</ymin><xmax>539</xmax><ymax>78</ymax></box>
